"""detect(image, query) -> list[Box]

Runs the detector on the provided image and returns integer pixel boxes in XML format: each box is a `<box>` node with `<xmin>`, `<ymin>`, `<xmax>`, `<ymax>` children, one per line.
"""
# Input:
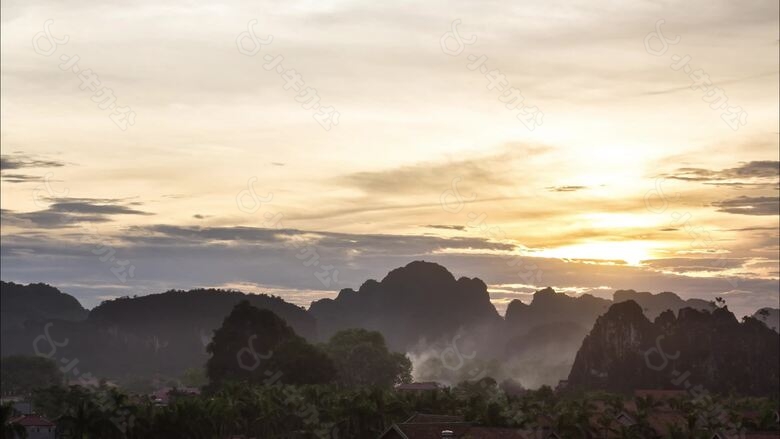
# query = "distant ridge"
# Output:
<box><xmin>0</xmin><ymin>264</ymin><xmax>772</xmax><ymax>391</ymax></box>
<box><xmin>310</xmin><ymin>261</ymin><xmax>502</xmax><ymax>350</ymax></box>
<box><xmin>568</xmin><ymin>301</ymin><xmax>780</xmax><ymax>396</ymax></box>
<box><xmin>0</xmin><ymin>281</ymin><xmax>87</xmax><ymax>331</ymax></box>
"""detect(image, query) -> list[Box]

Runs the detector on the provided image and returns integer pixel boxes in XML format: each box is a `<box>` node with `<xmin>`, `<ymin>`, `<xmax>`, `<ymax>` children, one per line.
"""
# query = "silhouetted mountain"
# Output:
<box><xmin>568</xmin><ymin>301</ymin><xmax>780</xmax><ymax>396</ymax></box>
<box><xmin>613</xmin><ymin>289</ymin><xmax>715</xmax><ymax>319</ymax></box>
<box><xmin>753</xmin><ymin>307</ymin><xmax>779</xmax><ymax>332</ymax></box>
<box><xmin>0</xmin><ymin>281</ymin><xmax>87</xmax><ymax>331</ymax></box>
<box><xmin>505</xmin><ymin>288</ymin><xmax>714</xmax><ymax>337</ymax></box>
<box><xmin>505</xmin><ymin>287</ymin><xmax>611</xmax><ymax>336</ymax></box>
<box><xmin>89</xmin><ymin>288</ymin><xmax>315</xmax><ymax>340</ymax></box>
<box><xmin>2</xmin><ymin>269</ymin><xmax>773</xmax><ymax>394</ymax></box>
<box><xmin>502</xmin><ymin>287</ymin><xmax>717</xmax><ymax>387</ymax></box>
<box><xmin>310</xmin><ymin>261</ymin><xmax>502</xmax><ymax>350</ymax></box>
<box><xmin>1</xmin><ymin>286</ymin><xmax>315</xmax><ymax>379</ymax></box>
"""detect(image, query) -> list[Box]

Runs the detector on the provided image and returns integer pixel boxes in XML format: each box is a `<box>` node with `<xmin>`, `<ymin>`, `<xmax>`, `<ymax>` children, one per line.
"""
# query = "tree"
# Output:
<box><xmin>206</xmin><ymin>301</ymin><xmax>335</xmax><ymax>387</ymax></box>
<box><xmin>180</xmin><ymin>367</ymin><xmax>207</xmax><ymax>388</ymax></box>
<box><xmin>1</xmin><ymin>403</ymin><xmax>27</xmax><ymax>439</ymax></box>
<box><xmin>0</xmin><ymin>356</ymin><xmax>64</xmax><ymax>396</ymax></box>
<box><xmin>267</xmin><ymin>337</ymin><xmax>337</xmax><ymax>385</ymax></box>
<box><xmin>324</xmin><ymin>329</ymin><xmax>412</xmax><ymax>388</ymax></box>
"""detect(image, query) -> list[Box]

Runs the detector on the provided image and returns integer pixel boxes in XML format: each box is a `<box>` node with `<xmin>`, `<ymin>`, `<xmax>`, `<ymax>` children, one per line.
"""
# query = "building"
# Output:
<box><xmin>8</xmin><ymin>414</ymin><xmax>56</xmax><ymax>439</ymax></box>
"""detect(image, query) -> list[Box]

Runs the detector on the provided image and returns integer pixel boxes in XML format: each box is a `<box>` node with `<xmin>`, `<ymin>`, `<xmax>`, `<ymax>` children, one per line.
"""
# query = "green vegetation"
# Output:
<box><xmin>17</xmin><ymin>381</ymin><xmax>779</xmax><ymax>438</ymax></box>
<box><xmin>2</xmin><ymin>299</ymin><xmax>778</xmax><ymax>439</ymax></box>
<box><xmin>0</xmin><ymin>355</ymin><xmax>64</xmax><ymax>396</ymax></box>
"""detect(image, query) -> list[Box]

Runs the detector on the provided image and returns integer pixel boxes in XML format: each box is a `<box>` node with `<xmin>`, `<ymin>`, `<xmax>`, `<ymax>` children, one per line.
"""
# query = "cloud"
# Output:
<box><xmin>546</xmin><ymin>185</ymin><xmax>588</xmax><ymax>192</ymax></box>
<box><xmin>0</xmin><ymin>173</ymin><xmax>47</xmax><ymax>183</ymax></box>
<box><xmin>424</xmin><ymin>224</ymin><xmax>466</xmax><ymax>231</ymax></box>
<box><xmin>0</xmin><ymin>153</ymin><xmax>65</xmax><ymax>170</ymax></box>
<box><xmin>0</xmin><ymin>153</ymin><xmax>67</xmax><ymax>183</ymax></box>
<box><xmin>47</xmin><ymin>198</ymin><xmax>151</xmax><ymax>216</ymax></box>
<box><xmin>712</xmin><ymin>196</ymin><xmax>779</xmax><ymax>216</ymax></box>
<box><xmin>2</xmin><ymin>198</ymin><xmax>152</xmax><ymax>228</ymax></box>
<box><xmin>665</xmin><ymin>161</ymin><xmax>779</xmax><ymax>184</ymax></box>
<box><xmin>334</xmin><ymin>150</ymin><xmax>518</xmax><ymax>196</ymax></box>
<box><xmin>2</xmin><ymin>220</ymin><xmax>777</xmax><ymax>316</ymax></box>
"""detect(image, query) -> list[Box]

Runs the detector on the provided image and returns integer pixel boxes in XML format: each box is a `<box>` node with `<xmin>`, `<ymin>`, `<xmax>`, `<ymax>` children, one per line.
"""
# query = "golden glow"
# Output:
<box><xmin>529</xmin><ymin>241</ymin><xmax>660</xmax><ymax>266</ymax></box>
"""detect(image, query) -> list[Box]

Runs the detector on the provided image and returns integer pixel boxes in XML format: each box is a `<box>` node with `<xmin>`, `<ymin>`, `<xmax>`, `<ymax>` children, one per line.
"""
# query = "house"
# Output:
<box><xmin>0</xmin><ymin>397</ymin><xmax>32</xmax><ymax>416</ymax></box>
<box><xmin>8</xmin><ymin>414</ymin><xmax>56</xmax><ymax>439</ymax></box>
<box><xmin>644</xmin><ymin>410</ymin><xmax>688</xmax><ymax>437</ymax></box>
<box><xmin>586</xmin><ymin>400</ymin><xmax>688</xmax><ymax>438</ymax></box>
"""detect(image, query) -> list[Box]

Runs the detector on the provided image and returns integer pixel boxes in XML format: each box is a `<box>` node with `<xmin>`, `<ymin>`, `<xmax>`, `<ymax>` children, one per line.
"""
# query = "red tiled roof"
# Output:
<box><xmin>9</xmin><ymin>414</ymin><xmax>55</xmax><ymax>427</ymax></box>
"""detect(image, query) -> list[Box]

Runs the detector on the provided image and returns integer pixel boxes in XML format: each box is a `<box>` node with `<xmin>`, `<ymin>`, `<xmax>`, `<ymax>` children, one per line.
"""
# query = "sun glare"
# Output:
<box><xmin>531</xmin><ymin>241</ymin><xmax>658</xmax><ymax>266</ymax></box>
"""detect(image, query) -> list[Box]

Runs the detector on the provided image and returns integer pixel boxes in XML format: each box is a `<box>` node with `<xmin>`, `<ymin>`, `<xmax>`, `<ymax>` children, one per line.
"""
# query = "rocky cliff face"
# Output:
<box><xmin>568</xmin><ymin>301</ymin><xmax>780</xmax><ymax>396</ymax></box>
<box><xmin>502</xmin><ymin>288</ymin><xmax>719</xmax><ymax>388</ymax></box>
<box><xmin>309</xmin><ymin>261</ymin><xmax>502</xmax><ymax>350</ymax></box>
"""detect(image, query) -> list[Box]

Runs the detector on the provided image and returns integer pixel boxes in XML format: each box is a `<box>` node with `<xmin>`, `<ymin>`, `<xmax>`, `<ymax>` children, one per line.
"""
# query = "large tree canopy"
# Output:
<box><xmin>324</xmin><ymin>328</ymin><xmax>412</xmax><ymax>388</ymax></box>
<box><xmin>206</xmin><ymin>301</ymin><xmax>335</xmax><ymax>387</ymax></box>
<box><xmin>0</xmin><ymin>355</ymin><xmax>64</xmax><ymax>395</ymax></box>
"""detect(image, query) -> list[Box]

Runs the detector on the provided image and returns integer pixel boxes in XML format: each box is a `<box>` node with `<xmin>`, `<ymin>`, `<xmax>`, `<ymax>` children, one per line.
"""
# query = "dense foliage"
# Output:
<box><xmin>0</xmin><ymin>355</ymin><xmax>64</xmax><ymax>396</ymax></box>
<box><xmin>17</xmin><ymin>381</ymin><xmax>779</xmax><ymax>439</ymax></box>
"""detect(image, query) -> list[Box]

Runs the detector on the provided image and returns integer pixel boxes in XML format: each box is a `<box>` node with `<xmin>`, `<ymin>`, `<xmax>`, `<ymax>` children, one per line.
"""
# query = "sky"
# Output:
<box><xmin>1</xmin><ymin>0</ymin><xmax>778</xmax><ymax>317</ymax></box>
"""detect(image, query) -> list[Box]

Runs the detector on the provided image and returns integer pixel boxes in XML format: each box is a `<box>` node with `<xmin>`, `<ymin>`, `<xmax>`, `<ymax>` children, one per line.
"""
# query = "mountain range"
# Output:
<box><xmin>1</xmin><ymin>261</ymin><xmax>777</xmax><ymax>393</ymax></box>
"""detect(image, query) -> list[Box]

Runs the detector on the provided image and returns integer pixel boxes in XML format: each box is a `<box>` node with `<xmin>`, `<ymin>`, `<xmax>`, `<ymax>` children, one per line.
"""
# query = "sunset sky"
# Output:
<box><xmin>2</xmin><ymin>0</ymin><xmax>778</xmax><ymax>316</ymax></box>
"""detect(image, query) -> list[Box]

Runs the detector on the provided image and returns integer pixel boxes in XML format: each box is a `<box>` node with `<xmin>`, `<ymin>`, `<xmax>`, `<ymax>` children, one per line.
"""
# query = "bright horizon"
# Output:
<box><xmin>1</xmin><ymin>0</ymin><xmax>778</xmax><ymax>317</ymax></box>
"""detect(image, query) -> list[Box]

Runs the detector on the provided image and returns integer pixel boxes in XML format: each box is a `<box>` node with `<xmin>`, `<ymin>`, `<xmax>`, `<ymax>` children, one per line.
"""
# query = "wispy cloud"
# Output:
<box><xmin>546</xmin><ymin>185</ymin><xmax>588</xmax><ymax>192</ymax></box>
<box><xmin>712</xmin><ymin>196</ymin><xmax>779</xmax><ymax>215</ymax></box>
